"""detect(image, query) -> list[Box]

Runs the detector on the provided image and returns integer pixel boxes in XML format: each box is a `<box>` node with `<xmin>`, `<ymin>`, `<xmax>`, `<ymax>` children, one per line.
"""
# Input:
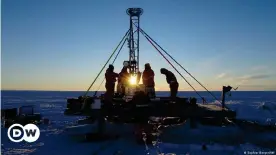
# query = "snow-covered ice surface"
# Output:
<box><xmin>1</xmin><ymin>91</ymin><xmax>276</xmax><ymax>155</ymax></box>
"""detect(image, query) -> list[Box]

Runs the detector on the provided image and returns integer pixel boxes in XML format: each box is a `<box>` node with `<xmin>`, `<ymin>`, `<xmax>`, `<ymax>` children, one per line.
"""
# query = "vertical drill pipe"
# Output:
<box><xmin>137</xmin><ymin>15</ymin><xmax>140</xmax><ymax>73</ymax></box>
<box><xmin>129</xmin><ymin>15</ymin><xmax>132</xmax><ymax>73</ymax></box>
<box><xmin>126</xmin><ymin>8</ymin><xmax>143</xmax><ymax>75</ymax></box>
<box><xmin>131</xmin><ymin>17</ymin><xmax>135</xmax><ymax>73</ymax></box>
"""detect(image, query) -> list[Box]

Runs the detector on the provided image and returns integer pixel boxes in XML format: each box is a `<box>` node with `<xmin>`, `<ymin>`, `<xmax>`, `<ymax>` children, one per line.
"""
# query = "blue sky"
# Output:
<box><xmin>2</xmin><ymin>0</ymin><xmax>276</xmax><ymax>91</ymax></box>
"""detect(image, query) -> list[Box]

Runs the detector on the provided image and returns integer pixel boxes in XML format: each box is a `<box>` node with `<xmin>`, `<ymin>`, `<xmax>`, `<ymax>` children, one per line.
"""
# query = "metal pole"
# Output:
<box><xmin>126</xmin><ymin>8</ymin><xmax>143</xmax><ymax>75</ymax></box>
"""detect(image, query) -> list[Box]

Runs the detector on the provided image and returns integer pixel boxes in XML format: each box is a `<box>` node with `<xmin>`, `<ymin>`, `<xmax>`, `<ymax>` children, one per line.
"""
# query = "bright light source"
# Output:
<box><xmin>129</xmin><ymin>75</ymin><xmax>137</xmax><ymax>85</ymax></box>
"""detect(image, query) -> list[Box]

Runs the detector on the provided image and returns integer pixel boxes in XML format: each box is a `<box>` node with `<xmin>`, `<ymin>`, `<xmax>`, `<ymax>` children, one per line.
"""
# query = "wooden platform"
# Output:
<box><xmin>64</xmin><ymin>96</ymin><xmax>236</xmax><ymax>123</ymax></box>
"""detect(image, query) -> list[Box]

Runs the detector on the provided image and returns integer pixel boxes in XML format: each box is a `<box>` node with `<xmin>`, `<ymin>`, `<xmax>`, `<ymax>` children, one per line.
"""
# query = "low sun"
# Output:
<box><xmin>129</xmin><ymin>75</ymin><xmax>137</xmax><ymax>85</ymax></box>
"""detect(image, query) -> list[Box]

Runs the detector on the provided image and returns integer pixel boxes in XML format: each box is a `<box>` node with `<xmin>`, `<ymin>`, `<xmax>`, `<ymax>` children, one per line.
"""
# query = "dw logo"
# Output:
<box><xmin>7</xmin><ymin>124</ymin><xmax>40</xmax><ymax>143</ymax></box>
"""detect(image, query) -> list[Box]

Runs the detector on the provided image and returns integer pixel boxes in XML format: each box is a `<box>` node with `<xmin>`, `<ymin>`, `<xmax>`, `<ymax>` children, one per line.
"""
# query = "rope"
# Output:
<box><xmin>83</xmin><ymin>29</ymin><xmax>130</xmax><ymax>97</ymax></box>
<box><xmin>136</xmin><ymin>25</ymin><xmax>221</xmax><ymax>103</ymax></box>
<box><xmin>93</xmin><ymin>78</ymin><xmax>105</xmax><ymax>97</ymax></box>
<box><xmin>141</xmin><ymin>32</ymin><xmax>205</xmax><ymax>101</ymax></box>
<box><xmin>93</xmin><ymin>37</ymin><xmax>128</xmax><ymax>96</ymax></box>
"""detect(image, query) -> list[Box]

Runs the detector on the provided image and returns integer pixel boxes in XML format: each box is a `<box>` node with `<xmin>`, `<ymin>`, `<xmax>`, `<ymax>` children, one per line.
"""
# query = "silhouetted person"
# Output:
<box><xmin>105</xmin><ymin>65</ymin><xmax>119</xmax><ymax>102</ymax></box>
<box><xmin>117</xmin><ymin>66</ymin><xmax>129</xmax><ymax>95</ymax></box>
<box><xmin>221</xmin><ymin>85</ymin><xmax>233</xmax><ymax>109</ymax></box>
<box><xmin>160</xmin><ymin>68</ymin><xmax>179</xmax><ymax>101</ymax></box>
<box><xmin>142</xmin><ymin>63</ymin><xmax>155</xmax><ymax>97</ymax></box>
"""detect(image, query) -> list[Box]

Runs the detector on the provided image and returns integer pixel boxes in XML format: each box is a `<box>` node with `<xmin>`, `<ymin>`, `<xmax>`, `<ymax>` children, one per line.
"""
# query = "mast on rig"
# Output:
<box><xmin>126</xmin><ymin>8</ymin><xmax>143</xmax><ymax>75</ymax></box>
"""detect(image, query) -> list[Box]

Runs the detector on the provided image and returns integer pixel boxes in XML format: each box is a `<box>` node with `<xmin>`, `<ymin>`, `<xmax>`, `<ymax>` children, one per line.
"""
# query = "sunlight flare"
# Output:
<box><xmin>129</xmin><ymin>75</ymin><xmax>137</xmax><ymax>85</ymax></box>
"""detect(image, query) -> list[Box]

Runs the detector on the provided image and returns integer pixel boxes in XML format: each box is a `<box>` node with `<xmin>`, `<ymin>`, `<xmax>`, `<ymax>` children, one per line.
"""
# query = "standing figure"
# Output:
<box><xmin>142</xmin><ymin>63</ymin><xmax>155</xmax><ymax>97</ymax></box>
<box><xmin>105</xmin><ymin>65</ymin><xmax>119</xmax><ymax>102</ymax></box>
<box><xmin>160</xmin><ymin>68</ymin><xmax>179</xmax><ymax>101</ymax></box>
<box><xmin>117</xmin><ymin>66</ymin><xmax>129</xmax><ymax>95</ymax></box>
